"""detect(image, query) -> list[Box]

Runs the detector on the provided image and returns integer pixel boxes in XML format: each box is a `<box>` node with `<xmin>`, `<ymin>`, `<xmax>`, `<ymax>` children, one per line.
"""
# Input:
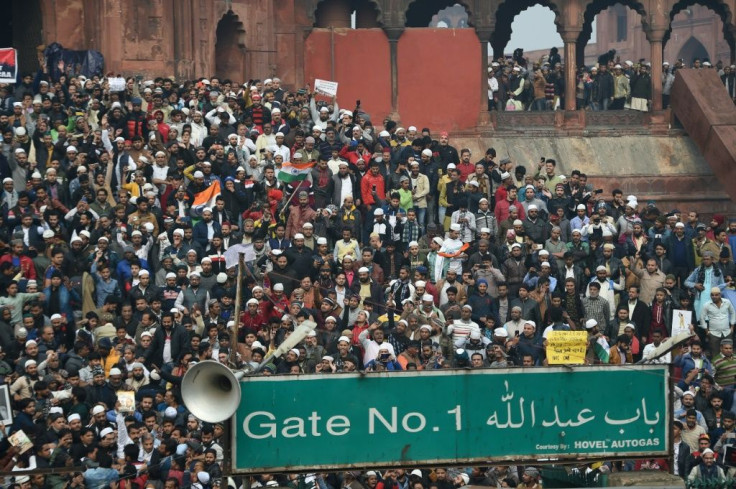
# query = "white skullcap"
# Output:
<box><xmin>422</xmin><ymin>293</ymin><xmax>434</xmax><ymax>302</ymax></box>
<box><xmin>358</xmin><ymin>267</ymin><xmax>370</xmax><ymax>273</ymax></box>
<box><xmin>100</xmin><ymin>427</ymin><xmax>114</xmax><ymax>438</ymax></box>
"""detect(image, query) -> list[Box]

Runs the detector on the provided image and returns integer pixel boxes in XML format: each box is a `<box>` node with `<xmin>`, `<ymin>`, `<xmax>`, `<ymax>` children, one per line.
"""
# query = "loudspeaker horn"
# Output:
<box><xmin>181</xmin><ymin>360</ymin><xmax>244</xmax><ymax>423</ymax></box>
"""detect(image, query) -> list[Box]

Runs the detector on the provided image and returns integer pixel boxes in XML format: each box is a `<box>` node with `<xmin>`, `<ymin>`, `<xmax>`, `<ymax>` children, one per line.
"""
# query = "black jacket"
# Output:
<box><xmin>145</xmin><ymin>324</ymin><xmax>190</xmax><ymax>367</ymax></box>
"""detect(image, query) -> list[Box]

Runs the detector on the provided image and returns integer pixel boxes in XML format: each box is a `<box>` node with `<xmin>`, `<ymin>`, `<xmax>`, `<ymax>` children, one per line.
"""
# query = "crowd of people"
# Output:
<box><xmin>487</xmin><ymin>48</ymin><xmax>736</xmax><ymax>112</ymax></box>
<box><xmin>0</xmin><ymin>57</ymin><xmax>735</xmax><ymax>489</ymax></box>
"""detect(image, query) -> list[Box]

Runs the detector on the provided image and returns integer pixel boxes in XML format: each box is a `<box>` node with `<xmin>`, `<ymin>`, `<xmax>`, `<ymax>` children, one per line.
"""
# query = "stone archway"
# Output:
<box><xmin>405</xmin><ymin>0</ymin><xmax>473</xmax><ymax>27</ymax></box>
<box><xmin>576</xmin><ymin>0</ymin><xmax>650</xmax><ymax>68</ymax></box>
<box><xmin>664</xmin><ymin>0</ymin><xmax>735</xmax><ymax>61</ymax></box>
<box><xmin>215</xmin><ymin>11</ymin><xmax>247</xmax><ymax>82</ymax></box>
<box><xmin>677</xmin><ymin>35</ymin><xmax>711</xmax><ymax>62</ymax></box>
<box><xmin>490</xmin><ymin>0</ymin><xmax>563</xmax><ymax>59</ymax></box>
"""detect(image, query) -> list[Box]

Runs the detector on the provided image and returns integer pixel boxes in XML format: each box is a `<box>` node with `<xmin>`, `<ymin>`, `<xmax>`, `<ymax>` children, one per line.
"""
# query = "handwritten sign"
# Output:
<box><xmin>672</xmin><ymin>309</ymin><xmax>692</xmax><ymax>337</ymax></box>
<box><xmin>108</xmin><ymin>77</ymin><xmax>126</xmax><ymax>92</ymax></box>
<box><xmin>314</xmin><ymin>78</ymin><xmax>338</xmax><ymax>97</ymax></box>
<box><xmin>546</xmin><ymin>330</ymin><xmax>588</xmax><ymax>365</ymax></box>
<box><xmin>231</xmin><ymin>366</ymin><xmax>670</xmax><ymax>473</ymax></box>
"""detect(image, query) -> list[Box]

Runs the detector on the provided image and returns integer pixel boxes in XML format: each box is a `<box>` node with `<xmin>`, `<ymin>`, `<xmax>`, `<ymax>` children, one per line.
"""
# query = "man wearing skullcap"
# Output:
<box><xmin>686</xmin><ymin>252</ymin><xmax>726</xmax><ymax>321</ymax></box>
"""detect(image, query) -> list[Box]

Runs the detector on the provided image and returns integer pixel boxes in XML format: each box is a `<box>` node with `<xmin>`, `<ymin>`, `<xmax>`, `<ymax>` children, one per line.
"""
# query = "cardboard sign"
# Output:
<box><xmin>672</xmin><ymin>309</ymin><xmax>692</xmax><ymax>337</ymax></box>
<box><xmin>108</xmin><ymin>77</ymin><xmax>126</xmax><ymax>92</ymax></box>
<box><xmin>546</xmin><ymin>330</ymin><xmax>588</xmax><ymax>364</ymax></box>
<box><xmin>314</xmin><ymin>78</ymin><xmax>338</xmax><ymax>97</ymax></box>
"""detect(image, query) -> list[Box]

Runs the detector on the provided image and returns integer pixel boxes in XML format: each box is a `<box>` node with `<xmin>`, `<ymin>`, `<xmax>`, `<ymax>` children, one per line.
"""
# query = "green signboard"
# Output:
<box><xmin>231</xmin><ymin>365</ymin><xmax>670</xmax><ymax>473</ymax></box>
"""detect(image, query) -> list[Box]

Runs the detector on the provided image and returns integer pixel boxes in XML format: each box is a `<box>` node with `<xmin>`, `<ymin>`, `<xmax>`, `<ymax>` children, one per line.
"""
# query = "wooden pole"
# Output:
<box><xmin>278</xmin><ymin>181</ymin><xmax>300</xmax><ymax>220</ymax></box>
<box><xmin>230</xmin><ymin>252</ymin><xmax>245</xmax><ymax>367</ymax></box>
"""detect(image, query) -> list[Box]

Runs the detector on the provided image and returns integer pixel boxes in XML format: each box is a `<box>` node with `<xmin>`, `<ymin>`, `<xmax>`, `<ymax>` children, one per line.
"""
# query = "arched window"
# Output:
<box><xmin>579</xmin><ymin>1</ymin><xmax>649</xmax><ymax>68</ymax></box>
<box><xmin>676</xmin><ymin>36</ymin><xmax>711</xmax><ymax>64</ymax></box>
<box><xmin>506</xmin><ymin>5</ymin><xmax>563</xmax><ymax>62</ymax></box>
<box><xmin>215</xmin><ymin>11</ymin><xmax>246</xmax><ymax>81</ymax></box>
<box><xmin>665</xmin><ymin>3</ymin><xmax>733</xmax><ymax>65</ymax></box>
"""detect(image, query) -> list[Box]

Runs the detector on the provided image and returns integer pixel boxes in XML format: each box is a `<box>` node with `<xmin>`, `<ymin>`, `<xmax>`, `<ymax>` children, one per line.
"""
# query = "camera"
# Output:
<box><xmin>594</xmin><ymin>188</ymin><xmax>604</xmax><ymax>194</ymax></box>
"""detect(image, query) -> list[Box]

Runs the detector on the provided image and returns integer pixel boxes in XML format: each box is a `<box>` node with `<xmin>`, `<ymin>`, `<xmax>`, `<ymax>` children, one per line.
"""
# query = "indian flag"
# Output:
<box><xmin>595</xmin><ymin>336</ymin><xmax>610</xmax><ymax>363</ymax></box>
<box><xmin>192</xmin><ymin>180</ymin><xmax>221</xmax><ymax>216</ymax></box>
<box><xmin>277</xmin><ymin>161</ymin><xmax>314</xmax><ymax>183</ymax></box>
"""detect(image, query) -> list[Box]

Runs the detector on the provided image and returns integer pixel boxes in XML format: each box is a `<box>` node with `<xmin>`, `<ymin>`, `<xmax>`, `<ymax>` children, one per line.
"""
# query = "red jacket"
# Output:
<box><xmin>361</xmin><ymin>172</ymin><xmax>386</xmax><ymax>206</ymax></box>
<box><xmin>495</xmin><ymin>198</ymin><xmax>525</xmax><ymax>222</ymax></box>
<box><xmin>0</xmin><ymin>254</ymin><xmax>37</xmax><ymax>280</ymax></box>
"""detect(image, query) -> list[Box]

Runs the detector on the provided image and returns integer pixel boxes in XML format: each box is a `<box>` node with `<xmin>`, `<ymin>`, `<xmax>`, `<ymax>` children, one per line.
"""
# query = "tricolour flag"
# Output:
<box><xmin>192</xmin><ymin>180</ymin><xmax>221</xmax><ymax>216</ymax></box>
<box><xmin>595</xmin><ymin>336</ymin><xmax>610</xmax><ymax>363</ymax></box>
<box><xmin>277</xmin><ymin>161</ymin><xmax>314</xmax><ymax>183</ymax></box>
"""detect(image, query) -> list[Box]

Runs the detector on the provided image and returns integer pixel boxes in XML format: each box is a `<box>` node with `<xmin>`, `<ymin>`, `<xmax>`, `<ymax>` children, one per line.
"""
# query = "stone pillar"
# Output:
<box><xmin>649</xmin><ymin>34</ymin><xmax>664</xmax><ymax>111</ymax></box>
<box><xmin>561</xmin><ymin>30</ymin><xmax>580</xmax><ymax>111</ymax></box>
<box><xmin>173</xmin><ymin>0</ymin><xmax>194</xmax><ymax>79</ymax></box>
<box><xmin>476</xmin><ymin>28</ymin><xmax>493</xmax><ymax>124</ymax></box>
<box><xmin>384</xmin><ymin>27</ymin><xmax>404</xmax><ymax>119</ymax></box>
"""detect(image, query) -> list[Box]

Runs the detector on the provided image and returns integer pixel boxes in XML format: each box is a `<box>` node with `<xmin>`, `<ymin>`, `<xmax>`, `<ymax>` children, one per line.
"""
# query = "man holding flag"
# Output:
<box><xmin>277</xmin><ymin>158</ymin><xmax>316</xmax><ymax>221</ymax></box>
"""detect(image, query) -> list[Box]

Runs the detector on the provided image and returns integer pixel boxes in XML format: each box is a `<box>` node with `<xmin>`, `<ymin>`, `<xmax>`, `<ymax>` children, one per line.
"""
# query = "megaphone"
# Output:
<box><xmin>181</xmin><ymin>361</ymin><xmax>245</xmax><ymax>423</ymax></box>
<box><xmin>181</xmin><ymin>320</ymin><xmax>317</xmax><ymax>423</ymax></box>
<box><xmin>637</xmin><ymin>331</ymin><xmax>696</xmax><ymax>364</ymax></box>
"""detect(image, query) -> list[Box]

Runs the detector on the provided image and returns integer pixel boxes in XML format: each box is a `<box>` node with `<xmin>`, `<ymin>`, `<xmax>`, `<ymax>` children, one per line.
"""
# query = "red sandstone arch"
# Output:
<box><xmin>490</xmin><ymin>0</ymin><xmax>563</xmax><ymax>58</ymax></box>
<box><xmin>664</xmin><ymin>0</ymin><xmax>735</xmax><ymax>58</ymax></box>
<box><xmin>215</xmin><ymin>11</ymin><xmax>247</xmax><ymax>82</ymax></box>
<box><xmin>577</xmin><ymin>0</ymin><xmax>651</xmax><ymax>64</ymax></box>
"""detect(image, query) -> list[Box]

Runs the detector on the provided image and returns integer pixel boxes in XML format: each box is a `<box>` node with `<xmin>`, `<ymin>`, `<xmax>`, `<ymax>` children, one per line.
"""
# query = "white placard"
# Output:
<box><xmin>225</xmin><ymin>243</ymin><xmax>256</xmax><ymax>269</ymax></box>
<box><xmin>672</xmin><ymin>309</ymin><xmax>692</xmax><ymax>337</ymax></box>
<box><xmin>314</xmin><ymin>78</ymin><xmax>338</xmax><ymax>97</ymax></box>
<box><xmin>108</xmin><ymin>77</ymin><xmax>126</xmax><ymax>92</ymax></box>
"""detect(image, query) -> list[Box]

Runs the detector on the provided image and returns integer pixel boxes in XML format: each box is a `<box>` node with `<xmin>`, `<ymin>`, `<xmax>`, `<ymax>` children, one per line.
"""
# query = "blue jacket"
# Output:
<box><xmin>674</xmin><ymin>352</ymin><xmax>713</xmax><ymax>389</ymax></box>
<box><xmin>192</xmin><ymin>219</ymin><xmax>222</xmax><ymax>249</ymax></box>
<box><xmin>44</xmin><ymin>285</ymin><xmax>81</xmax><ymax>324</ymax></box>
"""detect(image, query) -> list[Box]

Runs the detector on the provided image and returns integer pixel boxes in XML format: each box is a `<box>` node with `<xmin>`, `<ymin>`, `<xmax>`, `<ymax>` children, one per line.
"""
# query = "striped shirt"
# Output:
<box><xmin>713</xmin><ymin>354</ymin><xmax>736</xmax><ymax>387</ymax></box>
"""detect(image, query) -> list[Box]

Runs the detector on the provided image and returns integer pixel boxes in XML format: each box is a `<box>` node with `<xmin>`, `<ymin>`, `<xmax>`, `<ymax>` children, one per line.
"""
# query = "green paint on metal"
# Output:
<box><xmin>231</xmin><ymin>365</ymin><xmax>669</xmax><ymax>473</ymax></box>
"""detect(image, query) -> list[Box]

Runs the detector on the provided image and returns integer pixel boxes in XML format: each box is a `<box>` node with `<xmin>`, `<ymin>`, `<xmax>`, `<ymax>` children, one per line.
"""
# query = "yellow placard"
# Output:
<box><xmin>546</xmin><ymin>330</ymin><xmax>588</xmax><ymax>364</ymax></box>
